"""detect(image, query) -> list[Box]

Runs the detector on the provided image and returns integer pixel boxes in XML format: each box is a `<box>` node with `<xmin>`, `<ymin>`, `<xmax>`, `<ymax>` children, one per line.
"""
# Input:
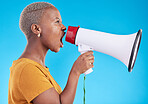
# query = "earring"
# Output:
<box><xmin>37</xmin><ymin>33</ymin><xmax>40</xmax><ymax>37</ymax></box>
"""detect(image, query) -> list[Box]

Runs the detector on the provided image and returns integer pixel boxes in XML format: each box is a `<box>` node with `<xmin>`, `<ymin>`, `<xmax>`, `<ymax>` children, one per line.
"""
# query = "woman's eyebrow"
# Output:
<box><xmin>55</xmin><ymin>17</ymin><xmax>60</xmax><ymax>20</ymax></box>
<box><xmin>55</xmin><ymin>17</ymin><xmax>62</xmax><ymax>22</ymax></box>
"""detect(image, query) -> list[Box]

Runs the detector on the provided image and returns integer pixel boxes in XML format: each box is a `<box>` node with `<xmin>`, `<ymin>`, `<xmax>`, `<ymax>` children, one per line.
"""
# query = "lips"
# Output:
<box><xmin>60</xmin><ymin>32</ymin><xmax>66</xmax><ymax>48</ymax></box>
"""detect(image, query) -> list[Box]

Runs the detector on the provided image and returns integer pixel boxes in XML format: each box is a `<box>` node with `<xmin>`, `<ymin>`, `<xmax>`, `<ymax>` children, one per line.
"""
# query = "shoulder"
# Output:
<box><xmin>11</xmin><ymin>58</ymin><xmax>44</xmax><ymax>76</ymax></box>
<box><xmin>10</xmin><ymin>58</ymin><xmax>45</xmax><ymax>85</ymax></box>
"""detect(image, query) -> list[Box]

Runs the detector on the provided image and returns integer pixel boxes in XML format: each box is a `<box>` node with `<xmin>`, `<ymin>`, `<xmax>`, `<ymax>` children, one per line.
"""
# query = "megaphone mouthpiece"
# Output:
<box><xmin>65</xmin><ymin>26</ymin><xmax>80</xmax><ymax>44</ymax></box>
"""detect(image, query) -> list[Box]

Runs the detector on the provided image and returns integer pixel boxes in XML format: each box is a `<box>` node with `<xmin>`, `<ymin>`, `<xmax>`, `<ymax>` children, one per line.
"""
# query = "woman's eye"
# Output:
<box><xmin>56</xmin><ymin>20</ymin><xmax>60</xmax><ymax>23</ymax></box>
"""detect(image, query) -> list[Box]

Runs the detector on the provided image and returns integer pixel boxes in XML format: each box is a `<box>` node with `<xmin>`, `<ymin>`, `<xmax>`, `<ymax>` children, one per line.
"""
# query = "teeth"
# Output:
<box><xmin>60</xmin><ymin>42</ymin><xmax>63</xmax><ymax>47</ymax></box>
<box><xmin>60</xmin><ymin>37</ymin><xmax>63</xmax><ymax>48</ymax></box>
<box><xmin>60</xmin><ymin>32</ymin><xmax>65</xmax><ymax>48</ymax></box>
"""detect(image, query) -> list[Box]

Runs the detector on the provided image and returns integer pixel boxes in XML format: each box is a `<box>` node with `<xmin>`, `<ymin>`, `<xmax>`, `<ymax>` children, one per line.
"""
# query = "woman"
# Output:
<box><xmin>8</xmin><ymin>2</ymin><xmax>94</xmax><ymax>104</ymax></box>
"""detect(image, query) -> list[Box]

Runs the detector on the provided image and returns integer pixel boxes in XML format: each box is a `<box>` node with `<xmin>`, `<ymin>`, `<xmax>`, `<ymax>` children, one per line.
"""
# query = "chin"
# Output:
<box><xmin>49</xmin><ymin>45</ymin><xmax>60</xmax><ymax>53</ymax></box>
<box><xmin>53</xmin><ymin>48</ymin><xmax>60</xmax><ymax>53</ymax></box>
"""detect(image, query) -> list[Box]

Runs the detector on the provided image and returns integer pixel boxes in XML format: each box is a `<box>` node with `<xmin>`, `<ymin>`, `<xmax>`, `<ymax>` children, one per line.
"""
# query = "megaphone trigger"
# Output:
<box><xmin>78</xmin><ymin>44</ymin><xmax>93</xmax><ymax>54</ymax></box>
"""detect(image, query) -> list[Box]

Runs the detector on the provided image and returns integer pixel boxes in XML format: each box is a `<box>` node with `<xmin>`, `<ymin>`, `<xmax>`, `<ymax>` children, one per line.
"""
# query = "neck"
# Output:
<box><xmin>19</xmin><ymin>35</ymin><xmax>48</xmax><ymax>67</ymax></box>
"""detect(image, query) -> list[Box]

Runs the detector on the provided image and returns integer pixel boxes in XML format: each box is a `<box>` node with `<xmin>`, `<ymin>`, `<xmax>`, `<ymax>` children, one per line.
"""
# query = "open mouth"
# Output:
<box><xmin>60</xmin><ymin>32</ymin><xmax>66</xmax><ymax>47</ymax></box>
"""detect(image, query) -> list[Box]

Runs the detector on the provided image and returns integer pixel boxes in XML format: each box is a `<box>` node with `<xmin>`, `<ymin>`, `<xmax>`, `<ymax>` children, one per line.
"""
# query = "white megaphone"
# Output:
<box><xmin>65</xmin><ymin>26</ymin><xmax>142</xmax><ymax>75</ymax></box>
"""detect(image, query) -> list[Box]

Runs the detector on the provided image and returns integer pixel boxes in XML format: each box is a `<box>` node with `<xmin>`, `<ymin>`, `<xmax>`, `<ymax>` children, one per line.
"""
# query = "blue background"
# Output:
<box><xmin>0</xmin><ymin>0</ymin><xmax>148</xmax><ymax>104</ymax></box>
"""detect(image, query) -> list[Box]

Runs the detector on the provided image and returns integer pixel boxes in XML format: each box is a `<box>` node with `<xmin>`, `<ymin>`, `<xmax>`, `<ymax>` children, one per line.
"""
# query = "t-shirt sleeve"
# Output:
<box><xmin>19</xmin><ymin>63</ymin><xmax>53</xmax><ymax>103</ymax></box>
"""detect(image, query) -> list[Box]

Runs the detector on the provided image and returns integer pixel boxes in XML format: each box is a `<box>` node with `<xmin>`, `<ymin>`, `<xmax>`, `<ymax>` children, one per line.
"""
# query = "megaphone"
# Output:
<box><xmin>65</xmin><ymin>26</ymin><xmax>142</xmax><ymax>75</ymax></box>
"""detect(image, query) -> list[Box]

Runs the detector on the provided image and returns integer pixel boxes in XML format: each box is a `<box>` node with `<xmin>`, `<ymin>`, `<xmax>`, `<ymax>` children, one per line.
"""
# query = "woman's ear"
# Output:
<box><xmin>31</xmin><ymin>24</ymin><xmax>42</xmax><ymax>35</ymax></box>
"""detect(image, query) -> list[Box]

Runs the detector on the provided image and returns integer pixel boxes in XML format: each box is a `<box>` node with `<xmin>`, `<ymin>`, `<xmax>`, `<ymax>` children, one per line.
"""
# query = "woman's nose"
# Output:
<box><xmin>61</xmin><ymin>24</ymin><xmax>66</xmax><ymax>31</ymax></box>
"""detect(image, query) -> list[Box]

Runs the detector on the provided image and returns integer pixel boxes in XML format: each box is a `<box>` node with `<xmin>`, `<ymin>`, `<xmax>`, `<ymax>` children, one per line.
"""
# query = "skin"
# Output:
<box><xmin>19</xmin><ymin>6</ymin><xmax>94</xmax><ymax>104</ymax></box>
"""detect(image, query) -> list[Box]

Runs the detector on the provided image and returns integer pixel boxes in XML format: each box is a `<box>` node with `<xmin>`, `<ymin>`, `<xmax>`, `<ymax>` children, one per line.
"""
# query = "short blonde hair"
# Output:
<box><xmin>19</xmin><ymin>2</ymin><xmax>54</xmax><ymax>35</ymax></box>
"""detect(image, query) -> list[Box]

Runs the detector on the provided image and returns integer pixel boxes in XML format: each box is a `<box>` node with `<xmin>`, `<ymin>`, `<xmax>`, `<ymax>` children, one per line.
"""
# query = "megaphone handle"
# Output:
<box><xmin>84</xmin><ymin>68</ymin><xmax>93</xmax><ymax>75</ymax></box>
<box><xmin>78</xmin><ymin>44</ymin><xmax>93</xmax><ymax>75</ymax></box>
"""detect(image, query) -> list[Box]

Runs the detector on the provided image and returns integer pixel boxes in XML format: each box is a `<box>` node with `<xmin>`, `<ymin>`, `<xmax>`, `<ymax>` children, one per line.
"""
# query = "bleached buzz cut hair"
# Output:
<box><xmin>19</xmin><ymin>2</ymin><xmax>54</xmax><ymax>35</ymax></box>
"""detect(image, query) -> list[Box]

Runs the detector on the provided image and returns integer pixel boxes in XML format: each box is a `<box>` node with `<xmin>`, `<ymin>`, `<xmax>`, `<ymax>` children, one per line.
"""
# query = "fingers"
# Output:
<box><xmin>80</xmin><ymin>51</ymin><xmax>94</xmax><ymax>62</ymax></box>
<box><xmin>80</xmin><ymin>51</ymin><xmax>93</xmax><ymax>59</ymax></box>
<box><xmin>87</xmin><ymin>58</ymin><xmax>94</xmax><ymax>68</ymax></box>
<box><xmin>87</xmin><ymin>55</ymin><xmax>94</xmax><ymax>60</ymax></box>
<box><xmin>82</xmin><ymin>51</ymin><xmax>93</xmax><ymax>56</ymax></box>
<box><xmin>86</xmin><ymin>61</ymin><xmax>94</xmax><ymax>69</ymax></box>
<box><xmin>85</xmin><ymin>52</ymin><xmax>94</xmax><ymax>68</ymax></box>
<box><xmin>73</xmin><ymin>51</ymin><xmax>95</xmax><ymax>75</ymax></box>
<box><xmin>89</xmin><ymin>59</ymin><xmax>94</xmax><ymax>64</ymax></box>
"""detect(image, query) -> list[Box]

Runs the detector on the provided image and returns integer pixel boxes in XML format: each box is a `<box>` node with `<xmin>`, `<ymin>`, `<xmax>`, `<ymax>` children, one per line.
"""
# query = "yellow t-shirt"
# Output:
<box><xmin>8</xmin><ymin>58</ymin><xmax>62</xmax><ymax>104</ymax></box>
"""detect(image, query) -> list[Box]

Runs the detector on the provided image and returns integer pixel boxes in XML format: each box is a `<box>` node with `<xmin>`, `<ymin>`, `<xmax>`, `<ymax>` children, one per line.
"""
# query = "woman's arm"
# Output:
<box><xmin>32</xmin><ymin>51</ymin><xmax>94</xmax><ymax>104</ymax></box>
<box><xmin>60</xmin><ymin>69</ymin><xmax>80</xmax><ymax>104</ymax></box>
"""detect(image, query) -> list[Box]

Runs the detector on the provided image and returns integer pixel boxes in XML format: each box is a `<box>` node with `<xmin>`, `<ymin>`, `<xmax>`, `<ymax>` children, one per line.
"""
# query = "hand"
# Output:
<box><xmin>71</xmin><ymin>51</ymin><xmax>94</xmax><ymax>76</ymax></box>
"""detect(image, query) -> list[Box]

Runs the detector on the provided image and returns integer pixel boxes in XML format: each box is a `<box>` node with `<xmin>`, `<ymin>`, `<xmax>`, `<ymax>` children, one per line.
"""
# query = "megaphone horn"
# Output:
<box><xmin>65</xmin><ymin>26</ymin><xmax>142</xmax><ymax>74</ymax></box>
